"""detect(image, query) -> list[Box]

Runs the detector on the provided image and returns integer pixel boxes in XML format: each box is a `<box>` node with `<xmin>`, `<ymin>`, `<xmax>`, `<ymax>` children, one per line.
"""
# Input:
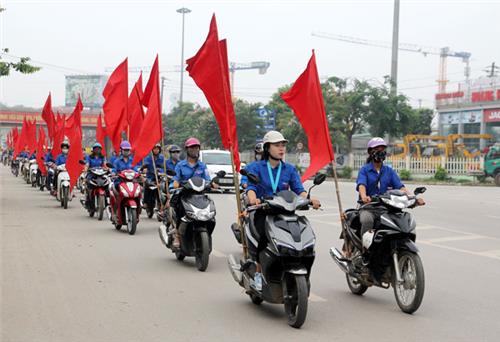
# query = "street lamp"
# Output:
<box><xmin>176</xmin><ymin>7</ymin><xmax>191</xmax><ymax>105</ymax></box>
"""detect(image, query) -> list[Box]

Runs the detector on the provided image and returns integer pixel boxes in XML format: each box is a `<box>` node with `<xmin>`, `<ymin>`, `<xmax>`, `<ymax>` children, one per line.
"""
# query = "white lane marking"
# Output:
<box><xmin>212</xmin><ymin>249</ymin><xmax>226</xmax><ymax>258</ymax></box>
<box><xmin>424</xmin><ymin>235</ymin><xmax>485</xmax><ymax>243</ymax></box>
<box><xmin>307</xmin><ymin>212</ymin><xmax>340</xmax><ymax>218</ymax></box>
<box><xmin>419</xmin><ymin>241</ymin><xmax>500</xmax><ymax>261</ymax></box>
<box><xmin>417</xmin><ymin>224</ymin><xmax>500</xmax><ymax>242</ymax></box>
<box><xmin>309</xmin><ymin>293</ymin><xmax>327</xmax><ymax>302</ymax></box>
<box><xmin>479</xmin><ymin>250</ymin><xmax>500</xmax><ymax>258</ymax></box>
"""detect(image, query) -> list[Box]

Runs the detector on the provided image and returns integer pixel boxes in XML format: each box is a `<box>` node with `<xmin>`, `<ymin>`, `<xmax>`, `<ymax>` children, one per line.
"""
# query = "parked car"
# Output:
<box><xmin>199</xmin><ymin>150</ymin><xmax>240</xmax><ymax>192</ymax></box>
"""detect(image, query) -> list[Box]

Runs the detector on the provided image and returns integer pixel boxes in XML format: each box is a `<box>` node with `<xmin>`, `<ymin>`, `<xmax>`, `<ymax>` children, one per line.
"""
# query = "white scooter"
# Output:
<box><xmin>56</xmin><ymin>164</ymin><xmax>72</xmax><ymax>209</ymax></box>
<box><xmin>29</xmin><ymin>159</ymin><xmax>39</xmax><ymax>187</ymax></box>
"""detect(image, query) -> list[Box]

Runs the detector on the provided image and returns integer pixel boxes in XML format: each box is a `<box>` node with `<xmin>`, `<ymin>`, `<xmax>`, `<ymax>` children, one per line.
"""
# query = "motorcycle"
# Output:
<box><xmin>36</xmin><ymin>167</ymin><xmax>46</xmax><ymax>191</ymax></box>
<box><xmin>29</xmin><ymin>159</ymin><xmax>38</xmax><ymax>187</ymax></box>
<box><xmin>227</xmin><ymin>170</ymin><xmax>326</xmax><ymax>329</ymax></box>
<box><xmin>143</xmin><ymin>171</ymin><xmax>165</xmax><ymax>221</ymax></box>
<box><xmin>109</xmin><ymin>167</ymin><xmax>142</xmax><ymax>235</ymax></box>
<box><xmin>80</xmin><ymin>162</ymin><xmax>111</xmax><ymax>221</ymax></box>
<box><xmin>22</xmin><ymin>158</ymin><xmax>30</xmax><ymax>183</ymax></box>
<box><xmin>45</xmin><ymin>162</ymin><xmax>55</xmax><ymax>192</ymax></box>
<box><xmin>11</xmin><ymin>157</ymin><xmax>21</xmax><ymax>177</ymax></box>
<box><xmin>330</xmin><ymin>187</ymin><xmax>427</xmax><ymax>314</ymax></box>
<box><xmin>158</xmin><ymin>170</ymin><xmax>225</xmax><ymax>272</ymax></box>
<box><xmin>55</xmin><ymin>164</ymin><xmax>72</xmax><ymax>209</ymax></box>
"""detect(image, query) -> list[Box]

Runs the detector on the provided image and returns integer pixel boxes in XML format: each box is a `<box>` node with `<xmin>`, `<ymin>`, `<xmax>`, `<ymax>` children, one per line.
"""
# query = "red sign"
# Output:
<box><xmin>472</xmin><ymin>90</ymin><xmax>495</xmax><ymax>103</ymax></box>
<box><xmin>484</xmin><ymin>108</ymin><xmax>500</xmax><ymax>122</ymax></box>
<box><xmin>0</xmin><ymin>111</ymin><xmax>99</xmax><ymax>127</ymax></box>
<box><xmin>435</xmin><ymin>91</ymin><xmax>464</xmax><ymax>100</ymax></box>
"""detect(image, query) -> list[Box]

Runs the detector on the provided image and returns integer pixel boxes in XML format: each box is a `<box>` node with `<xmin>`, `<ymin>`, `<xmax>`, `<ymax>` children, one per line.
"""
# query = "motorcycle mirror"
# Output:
<box><xmin>212</xmin><ymin>177</ymin><xmax>220</xmax><ymax>185</ymax></box>
<box><xmin>414</xmin><ymin>187</ymin><xmax>427</xmax><ymax>195</ymax></box>
<box><xmin>216</xmin><ymin>170</ymin><xmax>226</xmax><ymax>178</ymax></box>
<box><xmin>313</xmin><ymin>173</ymin><xmax>327</xmax><ymax>185</ymax></box>
<box><xmin>78</xmin><ymin>160</ymin><xmax>86</xmax><ymax>165</ymax></box>
<box><xmin>239</xmin><ymin>169</ymin><xmax>248</xmax><ymax>176</ymax></box>
<box><xmin>166</xmin><ymin>169</ymin><xmax>177</xmax><ymax>177</ymax></box>
<box><xmin>105</xmin><ymin>162</ymin><xmax>113</xmax><ymax>168</ymax></box>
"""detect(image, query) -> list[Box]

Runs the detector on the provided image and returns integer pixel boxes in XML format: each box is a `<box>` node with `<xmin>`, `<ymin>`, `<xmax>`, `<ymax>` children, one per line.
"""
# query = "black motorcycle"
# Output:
<box><xmin>143</xmin><ymin>172</ymin><xmax>165</xmax><ymax>221</ymax></box>
<box><xmin>228</xmin><ymin>170</ymin><xmax>326</xmax><ymax>329</ymax></box>
<box><xmin>330</xmin><ymin>187</ymin><xmax>426</xmax><ymax>314</ymax></box>
<box><xmin>159</xmin><ymin>170</ymin><xmax>225</xmax><ymax>272</ymax></box>
<box><xmin>11</xmin><ymin>157</ymin><xmax>21</xmax><ymax>177</ymax></box>
<box><xmin>80</xmin><ymin>163</ymin><xmax>111</xmax><ymax>221</ymax></box>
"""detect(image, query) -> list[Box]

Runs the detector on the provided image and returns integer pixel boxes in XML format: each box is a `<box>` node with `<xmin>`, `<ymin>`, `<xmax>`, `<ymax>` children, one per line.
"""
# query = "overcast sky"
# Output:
<box><xmin>1</xmin><ymin>0</ymin><xmax>499</xmax><ymax>111</ymax></box>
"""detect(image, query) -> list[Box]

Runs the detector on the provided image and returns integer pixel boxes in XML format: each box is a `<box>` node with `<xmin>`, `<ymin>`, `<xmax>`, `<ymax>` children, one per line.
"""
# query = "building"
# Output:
<box><xmin>436</xmin><ymin>76</ymin><xmax>500</xmax><ymax>150</ymax></box>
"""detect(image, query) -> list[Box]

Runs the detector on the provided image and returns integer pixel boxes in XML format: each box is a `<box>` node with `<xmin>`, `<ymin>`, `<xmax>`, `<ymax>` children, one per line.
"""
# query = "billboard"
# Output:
<box><xmin>439</xmin><ymin>110</ymin><xmax>482</xmax><ymax>125</ymax></box>
<box><xmin>484</xmin><ymin>108</ymin><xmax>500</xmax><ymax>123</ymax></box>
<box><xmin>65</xmin><ymin>75</ymin><xmax>107</xmax><ymax>108</ymax></box>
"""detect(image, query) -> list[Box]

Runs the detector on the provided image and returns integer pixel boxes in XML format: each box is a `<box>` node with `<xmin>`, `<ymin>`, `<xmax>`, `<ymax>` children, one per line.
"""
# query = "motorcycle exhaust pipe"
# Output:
<box><xmin>329</xmin><ymin>247</ymin><xmax>350</xmax><ymax>274</ymax></box>
<box><xmin>227</xmin><ymin>254</ymin><xmax>243</xmax><ymax>285</ymax></box>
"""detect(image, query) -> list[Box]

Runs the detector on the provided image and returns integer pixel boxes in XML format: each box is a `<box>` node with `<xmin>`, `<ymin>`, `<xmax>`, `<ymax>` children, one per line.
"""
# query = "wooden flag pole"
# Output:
<box><xmin>229</xmin><ymin>145</ymin><xmax>248</xmax><ymax>259</ymax></box>
<box><xmin>330</xmin><ymin>157</ymin><xmax>349</xmax><ymax>254</ymax></box>
<box><xmin>149</xmin><ymin>152</ymin><xmax>163</xmax><ymax>212</ymax></box>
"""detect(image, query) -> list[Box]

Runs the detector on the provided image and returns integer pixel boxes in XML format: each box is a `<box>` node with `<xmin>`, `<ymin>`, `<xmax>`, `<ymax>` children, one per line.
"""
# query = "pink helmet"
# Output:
<box><xmin>184</xmin><ymin>137</ymin><xmax>201</xmax><ymax>148</ymax></box>
<box><xmin>120</xmin><ymin>140</ymin><xmax>132</xmax><ymax>150</ymax></box>
<box><xmin>367</xmin><ymin>137</ymin><xmax>387</xmax><ymax>150</ymax></box>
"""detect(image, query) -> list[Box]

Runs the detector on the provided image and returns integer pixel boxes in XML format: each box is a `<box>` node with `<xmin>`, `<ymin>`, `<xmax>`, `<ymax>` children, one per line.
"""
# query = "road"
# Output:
<box><xmin>1</xmin><ymin>165</ymin><xmax>499</xmax><ymax>342</ymax></box>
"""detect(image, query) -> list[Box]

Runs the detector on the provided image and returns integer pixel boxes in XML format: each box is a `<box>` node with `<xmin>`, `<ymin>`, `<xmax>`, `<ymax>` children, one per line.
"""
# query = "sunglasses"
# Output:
<box><xmin>171</xmin><ymin>151</ymin><xmax>181</xmax><ymax>154</ymax></box>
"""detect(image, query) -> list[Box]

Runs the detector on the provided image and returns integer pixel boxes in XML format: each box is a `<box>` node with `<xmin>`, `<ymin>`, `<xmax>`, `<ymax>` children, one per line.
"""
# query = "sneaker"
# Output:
<box><xmin>251</xmin><ymin>272</ymin><xmax>262</xmax><ymax>291</ymax></box>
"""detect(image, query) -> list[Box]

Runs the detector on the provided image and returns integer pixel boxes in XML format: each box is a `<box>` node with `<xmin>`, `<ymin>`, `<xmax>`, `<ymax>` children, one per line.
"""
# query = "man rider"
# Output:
<box><xmin>52</xmin><ymin>141</ymin><xmax>70</xmax><ymax>195</ymax></box>
<box><xmin>166</xmin><ymin>144</ymin><xmax>181</xmax><ymax>173</ymax></box>
<box><xmin>84</xmin><ymin>142</ymin><xmax>106</xmax><ymax>207</ymax></box>
<box><xmin>170</xmin><ymin>137</ymin><xmax>213</xmax><ymax>248</ymax></box>
<box><xmin>245</xmin><ymin>131</ymin><xmax>321</xmax><ymax>290</ymax></box>
<box><xmin>142</xmin><ymin>143</ymin><xmax>165</xmax><ymax>215</ymax></box>
<box><xmin>356</xmin><ymin>137</ymin><xmax>425</xmax><ymax>255</ymax></box>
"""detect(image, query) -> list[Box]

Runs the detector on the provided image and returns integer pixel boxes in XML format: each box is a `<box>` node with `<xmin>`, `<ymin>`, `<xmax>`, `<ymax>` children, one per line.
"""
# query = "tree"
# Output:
<box><xmin>0</xmin><ymin>48</ymin><xmax>41</xmax><ymax>77</ymax></box>
<box><xmin>407</xmin><ymin>108</ymin><xmax>434</xmax><ymax>135</ymax></box>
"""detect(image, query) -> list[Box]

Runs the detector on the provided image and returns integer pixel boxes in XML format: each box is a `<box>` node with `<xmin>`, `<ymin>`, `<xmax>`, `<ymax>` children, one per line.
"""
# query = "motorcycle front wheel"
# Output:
<box><xmin>126</xmin><ymin>207</ymin><xmax>137</xmax><ymax>235</ymax></box>
<box><xmin>62</xmin><ymin>187</ymin><xmax>69</xmax><ymax>209</ymax></box>
<box><xmin>283</xmin><ymin>274</ymin><xmax>308</xmax><ymax>329</ymax></box>
<box><xmin>195</xmin><ymin>231</ymin><xmax>210</xmax><ymax>272</ymax></box>
<box><xmin>393</xmin><ymin>251</ymin><xmax>425</xmax><ymax>314</ymax></box>
<box><xmin>346</xmin><ymin>274</ymin><xmax>368</xmax><ymax>295</ymax></box>
<box><xmin>97</xmin><ymin>195</ymin><xmax>105</xmax><ymax>221</ymax></box>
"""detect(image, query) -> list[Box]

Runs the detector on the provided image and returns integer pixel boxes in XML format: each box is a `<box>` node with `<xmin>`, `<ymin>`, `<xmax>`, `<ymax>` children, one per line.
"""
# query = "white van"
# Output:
<box><xmin>199</xmin><ymin>150</ymin><xmax>239</xmax><ymax>192</ymax></box>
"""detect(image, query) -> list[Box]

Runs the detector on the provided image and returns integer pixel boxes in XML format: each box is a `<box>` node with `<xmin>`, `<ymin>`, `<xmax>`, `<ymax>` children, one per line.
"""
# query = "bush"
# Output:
<box><xmin>434</xmin><ymin>166</ymin><xmax>448</xmax><ymax>181</ymax></box>
<box><xmin>340</xmin><ymin>166</ymin><xmax>353</xmax><ymax>179</ymax></box>
<box><xmin>399</xmin><ymin>169</ymin><xmax>412</xmax><ymax>181</ymax></box>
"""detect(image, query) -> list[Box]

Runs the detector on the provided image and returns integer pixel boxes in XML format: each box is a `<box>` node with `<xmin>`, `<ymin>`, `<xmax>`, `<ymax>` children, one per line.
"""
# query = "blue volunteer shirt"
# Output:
<box><xmin>143</xmin><ymin>154</ymin><xmax>165</xmax><ymax>180</ymax></box>
<box><xmin>112</xmin><ymin>156</ymin><xmax>138</xmax><ymax>173</ymax></box>
<box><xmin>165</xmin><ymin>158</ymin><xmax>178</xmax><ymax>173</ymax></box>
<box><xmin>44</xmin><ymin>152</ymin><xmax>55</xmax><ymax>163</ymax></box>
<box><xmin>245</xmin><ymin>160</ymin><xmax>305</xmax><ymax>198</ymax></box>
<box><xmin>55</xmin><ymin>153</ymin><xmax>67</xmax><ymax>166</ymax></box>
<box><xmin>356</xmin><ymin>163</ymin><xmax>404</xmax><ymax>196</ymax></box>
<box><xmin>86</xmin><ymin>154</ymin><xmax>105</xmax><ymax>168</ymax></box>
<box><xmin>19</xmin><ymin>151</ymin><xmax>29</xmax><ymax>159</ymax></box>
<box><xmin>173</xmin><ymin>159</ymin><xmax>211</xmax><ymax>185</ymax></box>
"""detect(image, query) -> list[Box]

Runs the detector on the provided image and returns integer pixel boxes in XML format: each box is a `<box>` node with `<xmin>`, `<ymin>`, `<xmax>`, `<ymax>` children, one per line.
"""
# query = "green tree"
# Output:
<box><xmin>407</xmin><ymin>108</ymin><xmax>434</xmax><ymax>135</ymax></box>
<box><xmin>0</xmin><ymin>48</ymin><xmax>41</xmax><ymax>77</ymax></box>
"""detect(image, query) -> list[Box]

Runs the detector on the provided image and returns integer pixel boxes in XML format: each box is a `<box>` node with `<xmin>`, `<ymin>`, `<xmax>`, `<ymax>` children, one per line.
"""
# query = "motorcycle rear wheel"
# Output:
<box><xmin>393</xmin><ymin>251</ymin><xmax>425</xmax><ymax>314</ymax></box>
<box><xmin>97</xmin><ymin>195</ymin><xmax>105</xmax><ymax>221</ymax></box>
<box><xmin>283</xmin><ymin>274</ymin><xmax>308</xmax><ymax>329</ymax></box>
<box><xmin>175</xmin><ymin>250</ymin><xmax>185</xmax><ymax>261</ymax></box>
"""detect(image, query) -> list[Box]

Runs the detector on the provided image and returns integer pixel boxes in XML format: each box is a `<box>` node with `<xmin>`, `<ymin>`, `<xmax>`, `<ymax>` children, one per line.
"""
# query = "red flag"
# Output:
<box><xmin>12</xmin><ymin>127</ymin><xmax>19</xmax><ymax>148</ymax></box>
<box><xmin>132</xmin><ymin>55</ymin><xmax>162</xmax><ymax>166</ymax></box>
<box><xmin>41</xmin><ymin>93</ymin><xmax>56</xmax><ymax>142</ymax></box>
<box><xmin>66</xmin><ymin>125</ymin><xmax>84</xmax><ymax>190</ymax></box>
<box><xmin>14</xmin><ymin>117</ymin><xmax>29</xmax><ymax>158</ymax></box>
<box><xmin>103</xmin><ymin>58</ymin><xmax>128</xmax><ymax>153</ymax></box>
<box><xmin>281</xmin><ymin>50</ymin><xmax>334</xmax><ymax>182</ymax></box>
<box><xmin>96</xmin><ymin>113</ymin><xmax>107</xmax><ymax>156</ymax></box>
<box><xmin>36</xmin><ymin>127</ymin><xmax>48</xmax><ymax>176</ymax></box>
<box><xmin>128</xmin><ymin>73</ymin><xmax>145</xmax><ymax>148</ymax></box>
<box><xmin>186</xmin><ymin>15</ymin><xmax>240</xmax><ymax>170</ymax></box>
<box><xmin>52</xmin><ymin>114</ymin><xmax>66</xmax><ymax>157</ymax></box>
<box><xmin>26</xmin><ymin>119</ymin><xmax>37</xmax><ymax>154</ymax></box>
<box><xmin>66</xmin><ymin>95</ymin><xmax>83</xmax><ymax>136</ymax></box>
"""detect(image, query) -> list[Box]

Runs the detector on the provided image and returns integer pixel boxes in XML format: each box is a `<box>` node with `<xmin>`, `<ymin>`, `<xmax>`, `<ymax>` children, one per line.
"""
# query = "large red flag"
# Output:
<box><xmin>186</xmin><ymin>15</ymin><xmax>240</xmax><ymax>170</ymax></box>
<box><xmin>96</xmin><ymin>113</ymin><xmax>107</xmax><ymax>156</ymax></box>
<box><xmin>103</xmin><ymin>58</ymin><xmax>128</xmax><ymax>153</ymax></box>
<box><xmin>26</xmin><ymin>119</ymin><xmax>37</xmax><ymax>155</ymax></box>
<box><xmin>52</xmin><ymin>114</ymin><xmax>66</xmax><ymax>157</ymax></box>
<box><xmin>281</xmin><ymin>50</ymin><xmax>334</xmax><ymax>182</ymax></box>
<box><xmin>36</xmin><ymin>127</ymin><xmax>48</xmax><ymax>176</ymax></box>
<box><xmin>66</xmin><ymin>124</ymin><xmax>84</xmax><ymax>190</ymax></box>
<box><xmin>14</xmin><ymin>117</ymin><xmax>29</xmax><ymax>158</ymax></box>
<box><xmin>12</xmin><ymin>127</ymin><xmax>19</xmax><ymax>149</ymax></box>
<box><xmin>66</xmin><ymin>96</ymin><xmax>83</xmax><ymax>136</ymax></box>
<box><xmin>41</xmin><ymin>93</ymin><xmax>56</xmax><ymax>142</ymax></box>
<box><xmin>128</xmin><ymin>73</ymin><xmax>145</xmax><ymax>148</ymax></box>
<box><xmin>132</xmin><ymin>55</ymin><xmax>162</xmax><ymax>166</ymax></box>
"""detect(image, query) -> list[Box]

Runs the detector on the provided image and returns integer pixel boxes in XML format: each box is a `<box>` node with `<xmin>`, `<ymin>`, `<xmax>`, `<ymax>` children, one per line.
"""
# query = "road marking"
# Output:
<box><xmin>424</xmin><ymin>235</ymin><xmax>484</xmax><ymax>243</ymax></box>
<box><xmin>212</xmin><ymin>249</ymin><xmax>226</xmax><ymax>258</ymax></box>
<box><xmin>307</xmin><ymin>212</ymin><xmax>340</xmax><ymax>218</ymax></box>
<box><xmin>309</xmin><ymin>293</ymin><xmax>327</xmax><ymax>302</ymax></box>
<box><xmin>419</xmin><ymin>241</ymin><xmax>500</xmax><ymax>261</ymax></box>
<box><xmin>479</xmin><ymin>250</ymin><xmax>500</xmax><ymax>258</ymax></box>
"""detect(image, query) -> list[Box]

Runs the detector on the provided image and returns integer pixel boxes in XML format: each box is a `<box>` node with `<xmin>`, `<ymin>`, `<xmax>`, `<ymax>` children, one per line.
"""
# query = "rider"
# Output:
<box><xmin>84</xmin><ymin>142</ymin><xmax>107</xmax><ymax>207</ymax></box>
<box><xmin>245</xmin><ymin>131</ymin><xmax>321</xmax><ymax>289</ymax></box>
<box><xmin>52</xmin><ymin>141</ymin><xmax>70</xmax><ymax>194</ymax></box>
<box><xmin>170</xmin><ymin>137</ymin><xmax>213</xmax><ymax>248</ymax></box>
<box><xmin>142</xmin><ymin>143</ymin><xmax>165</xmax><ymax>213</ymax></box>
<box><xmin>166</xmin><ymin>144</ymin><xmax>181</xmax><ymax>173</ymax></box>
<box><xmin>240</xmin><ymin>142</ymin><xmax>263</xmax><ymax>189</ymax></box>
<box><xmin>356</xmin><ymin>137</ymin><xmax>424</xmax><ymax>252</ymax></box>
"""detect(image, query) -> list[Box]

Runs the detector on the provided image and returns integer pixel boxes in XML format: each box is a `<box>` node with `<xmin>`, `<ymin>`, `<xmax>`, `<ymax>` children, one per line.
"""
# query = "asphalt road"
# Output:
<box><xmin>1</xmin><ymin>165</ymin><xmax>499</xmax><ymax>342</ymax></box>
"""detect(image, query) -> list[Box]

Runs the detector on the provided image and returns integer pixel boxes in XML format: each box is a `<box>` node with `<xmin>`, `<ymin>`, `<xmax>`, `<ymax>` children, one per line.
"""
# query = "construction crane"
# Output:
<box><xmin>311</xmin><ymin>31</ymin><xmax>471</xmax><ymax>93</ymax></box>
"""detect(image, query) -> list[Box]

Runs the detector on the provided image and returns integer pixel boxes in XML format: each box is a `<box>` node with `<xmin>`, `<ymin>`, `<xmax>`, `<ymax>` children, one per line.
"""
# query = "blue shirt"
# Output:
<box><xmin>44</xmin><ymin>152</ymin><xmax>55</xmax><ymax>163</ymax></box>
<box><xmin>112</xmin><ymin>156</ymin><xmax>138</xmax><ymax>173</ymax></box>
<box><xmin>55</xmin><ymin>154</ymin><xmax>67</xmax><ymax>166</ymax></box>
<box><xmin>165</xmin><ymin>158</ymin><xmax>178</xmax><ymax>173</ymax></box>
<box><xmin>173</xmin><ymin>159</ymin><xmax>211</xmax><ymax>184</ymax></box>
<box><xmin>246</xmin><ymin>160</ymin><xmax>305</xmax><ymax>198</ymax></box>
<box><xmin>240</xmin><ymin>161</ymin><xmax>258</xmax><ymax>187</ymax></box>
<box><xmin>86</xmin><ymin>154</ymin><xmax>105</xmax><ymax>168</ymax></box>
<box><xmin>356</xmin><ymin>163</ymin><xmax>404</xmax><ymax>196</ymax></box>
<box><xmin>143</xmin><ymin>154</ymin><xmax>165</xmax><ymax>180</ymax></box>
<box><xmin>29</xmin><ymin>152</ymin><xmax>36</xmax><ymax>160</ymax></box>
<box><xmin>19</xmin><ymin>151</ymin><xmax>29</xmax><ymax>159</ymax></box>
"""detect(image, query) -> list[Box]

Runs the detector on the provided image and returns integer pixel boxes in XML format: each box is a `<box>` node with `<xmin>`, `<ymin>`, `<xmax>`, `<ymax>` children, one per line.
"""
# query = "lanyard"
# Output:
<box><xmin>267</xmin><ymin>160</ymin><xmax>282</xmax><ymax>194</ymax></box>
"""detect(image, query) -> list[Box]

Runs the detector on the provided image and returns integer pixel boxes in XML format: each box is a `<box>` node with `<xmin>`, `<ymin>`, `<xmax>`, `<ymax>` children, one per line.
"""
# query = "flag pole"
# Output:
<box><xmin>229</xmin><ymin>144</ymin><xmax>248</xmax><ymax>259</ymax></box>
<box><xmin>330</xmin><ymin>157</ymin><xmax>349</xmax><ymax>254</ymax></box>
<box><xmin>149</xmin><ymin>152</ymin><xmax>163</xmax><ymax>214</ymax></box>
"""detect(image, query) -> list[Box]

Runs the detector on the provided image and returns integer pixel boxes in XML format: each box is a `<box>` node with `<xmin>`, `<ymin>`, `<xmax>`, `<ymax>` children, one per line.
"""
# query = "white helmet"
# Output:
<box><xmin>263</xmin><ymin>131</ymin><xmax>288</xmax><ymax>145</ymax></box>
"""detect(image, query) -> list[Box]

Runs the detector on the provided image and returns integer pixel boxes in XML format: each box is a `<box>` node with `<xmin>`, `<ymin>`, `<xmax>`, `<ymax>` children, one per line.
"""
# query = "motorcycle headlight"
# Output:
<box><xmin>188</xmin><ymin>207</ymin><xmax>215</xmax><ymax>221</ymax></box>
<box><xmin>381</xmin><ymin>195</ymin><xmax>415</xmax><ymax>209</ymax></box>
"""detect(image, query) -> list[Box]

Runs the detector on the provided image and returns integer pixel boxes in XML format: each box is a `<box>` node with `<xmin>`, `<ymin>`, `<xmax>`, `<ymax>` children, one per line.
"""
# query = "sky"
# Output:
<box><xmin>0</xmin><ymin>0</ymin><xmax>499</xmax><ymax>111</ymax></box>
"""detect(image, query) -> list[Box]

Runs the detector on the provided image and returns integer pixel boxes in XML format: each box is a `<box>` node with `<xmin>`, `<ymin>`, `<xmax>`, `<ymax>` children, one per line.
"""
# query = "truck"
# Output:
<box><xmin>484</xmin><ymin>144</ymin><xmax>500</xmax><ymax>186</ymax></box>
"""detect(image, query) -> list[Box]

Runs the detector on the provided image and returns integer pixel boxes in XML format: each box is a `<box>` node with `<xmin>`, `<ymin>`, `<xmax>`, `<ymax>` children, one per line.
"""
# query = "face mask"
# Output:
<box><xmin>122</xmin><ymin>150</ymin><xmax>131</xmax><ymax>157</ymax></box>
<box><xmin>372</xmin><ymin>150</ymin><xmax>387</xmax><ymax>162</ymax></box>
<box><xmin>62</xmin><ymin>148</ymin><xmax>69</xmax><ymax>154</ymax></box>
<box><xmin>187</xmin><ymin>150</ymin><xmax>199</xmax><ymax>159</ymax></box>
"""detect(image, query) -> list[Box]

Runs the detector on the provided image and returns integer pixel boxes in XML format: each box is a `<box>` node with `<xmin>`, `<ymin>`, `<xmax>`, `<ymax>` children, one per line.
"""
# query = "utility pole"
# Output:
<box><xmin>177</xmin><ymin>7</ymin><xmax>191</xmax><ymax>105</ymax></box>
<box><xmin>160</xmin><ymin>76</ymin><xmax>166</xmax><ymax>114</ymax></box>
<box><xmin>390</xmin><ymin>0</ymin><xmax>400</xmax><ymax>96</ymax></box>
<box><xmin>485</xmin><ymin>62</ymin><xmax>499</xmax><ymax>77</ymax></box>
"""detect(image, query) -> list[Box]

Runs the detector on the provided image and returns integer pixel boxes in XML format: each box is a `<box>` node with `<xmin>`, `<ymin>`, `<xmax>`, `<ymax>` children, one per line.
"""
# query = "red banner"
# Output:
<box><xmin>484</xmin><ymin>108</ymin><xmax>500</xmax><ymax>123</ymax></box>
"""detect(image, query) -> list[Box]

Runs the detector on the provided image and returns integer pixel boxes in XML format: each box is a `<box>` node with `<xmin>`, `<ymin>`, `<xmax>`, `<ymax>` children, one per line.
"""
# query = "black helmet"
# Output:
<box><xmin>254</xmin><ymin>142</ymin><xmax>264</xmax><ymax>153</ymax></box>
<box><xmin>61</xmin><ymin>141</ymin><xmax>70</xmax><ymax>149</ymax></box>
<box><xmin>169</xmin><ymin>144</ymin><xmax>181</xmax><ymax>153</ymax></box>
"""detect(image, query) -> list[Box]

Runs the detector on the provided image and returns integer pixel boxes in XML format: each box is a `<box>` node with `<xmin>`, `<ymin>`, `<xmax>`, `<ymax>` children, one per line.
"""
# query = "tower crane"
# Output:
<box><xmin>311</xmin><ymin>31</ymin><xmax>471</xmax><ymax>93</ymax></box>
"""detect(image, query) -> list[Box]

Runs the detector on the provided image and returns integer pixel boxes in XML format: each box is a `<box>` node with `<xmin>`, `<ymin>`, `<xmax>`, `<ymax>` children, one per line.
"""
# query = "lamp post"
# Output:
<box><xmin>176</xmin><ymin>7</ymin><xmax>191</xmax><ymax>105</ymax></box>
